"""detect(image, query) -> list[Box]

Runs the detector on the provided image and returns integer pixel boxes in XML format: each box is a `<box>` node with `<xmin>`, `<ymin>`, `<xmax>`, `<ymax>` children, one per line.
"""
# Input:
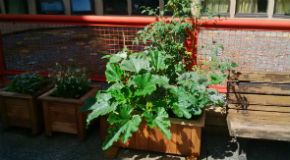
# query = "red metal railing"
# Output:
<box><xmin>0</xmin><ymin>14</ymin><xmax>289</xmax><ymax>93</ymax></box>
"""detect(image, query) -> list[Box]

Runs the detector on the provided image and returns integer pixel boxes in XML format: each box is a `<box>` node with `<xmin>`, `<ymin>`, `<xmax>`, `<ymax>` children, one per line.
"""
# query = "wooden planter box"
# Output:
<box><xmin>39</xmin><ymin>86</ymin><xmax>100</xmax><ymax>140</ymax></box>
<box><xmin>100</xmin><ymin>113</ymin><xmax>205</xmax><ymax>158</ymax></box>
<box><xmin>0</xmin><ymin>87</ymin><xmax>51</xmax><ymax>134</ymax></box>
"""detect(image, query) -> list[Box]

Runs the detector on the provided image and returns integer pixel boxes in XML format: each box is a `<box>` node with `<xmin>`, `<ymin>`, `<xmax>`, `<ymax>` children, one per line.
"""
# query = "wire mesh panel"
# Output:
<box><xmin>1</xmin><ymin>23</ymin><xmax>145</xmax><ymax>78</ymax></box>
<box><xmin>197</xmin><ymin>29</ymin><xmax>290</xmax><ymax>72</ymax></box>
<box><xmin>1</xmin><ymin>16</ymin><xmax>290</xmax><ymax>85</ymax></box>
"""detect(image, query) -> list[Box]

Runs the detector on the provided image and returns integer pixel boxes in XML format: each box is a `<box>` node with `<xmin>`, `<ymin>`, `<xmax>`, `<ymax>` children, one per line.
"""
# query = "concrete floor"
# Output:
<box><xmin>0</xmin><ymin>120</ymin><xmax>289</xmax><ymax>160</ymax></box>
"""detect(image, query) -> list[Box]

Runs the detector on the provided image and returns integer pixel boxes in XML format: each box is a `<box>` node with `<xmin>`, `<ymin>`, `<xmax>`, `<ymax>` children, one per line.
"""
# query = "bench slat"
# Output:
<box><xmin>228</xmin><ymin>109</ymin><xmax>290</xmax><ymax>124</ymax></box>
<box><xmin>227</xmin><ymin>71</ymin><xmax>290</xmax><ymax>141</ymax></box>
<box><xmin>228</xmin><ymin>93</ymin><xmax>290</xmax><ymax>106</ymax></box>
<box><xmin>229</xmin><ymin>71</ymin><xmax>290</xmax><ymax>83</ymax></box>
<box><xmin>227</xmin><ymin>109</ymin><xmax>290</xmax><ymax>141</ymax></box>
<box><xmin>228</xmin><ymin>104</ymin><xmax>290</xmax><ymax>113</ymax></box>
<box><xmin>228</xmin><ymin>82</ymin><xmax>290</xmax><ymax>95</ymax></box>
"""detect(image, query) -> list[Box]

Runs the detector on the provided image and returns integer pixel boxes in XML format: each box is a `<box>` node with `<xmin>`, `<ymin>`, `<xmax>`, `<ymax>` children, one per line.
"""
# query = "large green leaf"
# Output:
<box><xmin>209</xmin><ymin>73</ymin><xmax>227</xmax><ymax>85</ymax></box>
<box><xmin>109</xmin><ymin>55</ymin><xmax>122</xmax><ymax>63</ymax></box>
<box><xmin>152</xmin><ymin>75</ymin><xmax>170</xmax><ymax>88</ymax></box>
<box><xmin>128</xmin><ymin>74</ymin><xmax>170</xmax><ymax>96</ymax></box>
<box><xmin>105</xmin><ymin>63</ymin><xmax>123</xmax><ymax>83</ymax></box>
<box><xmin>144</xmin><ymin>107</ymin><xmax>171</xmax><ymax>139</ymax></box>
<box><xmin>107</xmin><ymin>83</ymin><xmax>124</xmax><ymax>91</ymax></box>
<box><xmin>86</xmin><ymin>92</ymin><xmax>117</xmax><ymax>125</ymax></box>
<box><xmin>149</xmin><ymin>50</ymin><xmax>170</xmax><ymax>71</ymax></box>
<box><xmin>172</xmin><ymin>87</ymin><xmax>193</xmax><ymax>119</ymax></box>
<box><xmin>207</xmin><ymin>88</ymin><xmax>225</xmax><ymax>106</ymax></box>
<box><xmin>109</xmin><ymin>51</ymin><xmax>128</xmax><ymax>63</ymax></box>
<box><xmin>120</xmin><ymin>54</ymin><xmax>151</xmax><ymax>73</ymax></box>
<box><xmin>128</xmin><ymin>73</ymin><xmax>157</xmax><ymax>96</ymax></box>
<box><xmin>102</xmin><ymin>105</ymin><xmax>141</xmax><ymax>150</ymax></box>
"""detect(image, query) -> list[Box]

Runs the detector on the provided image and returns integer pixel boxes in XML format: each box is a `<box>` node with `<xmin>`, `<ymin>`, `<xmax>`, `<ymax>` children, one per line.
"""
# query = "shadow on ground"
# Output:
<box><xmin>0</xmin><ymin>119</ymin><xmax>289</xmax><ymax>160</ymax></box>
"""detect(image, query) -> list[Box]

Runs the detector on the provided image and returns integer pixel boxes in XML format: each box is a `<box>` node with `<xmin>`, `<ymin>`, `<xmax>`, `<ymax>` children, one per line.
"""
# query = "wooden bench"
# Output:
<box><xmin>227</xmin><ymin>71</ymin><xmax>290</xmax><ymax>142</ymax></box>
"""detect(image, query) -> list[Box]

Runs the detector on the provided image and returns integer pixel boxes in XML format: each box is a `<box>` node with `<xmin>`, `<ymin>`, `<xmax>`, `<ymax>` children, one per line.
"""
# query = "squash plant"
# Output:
<box><xmin>86</xmin><ymin>0</ymin><xmax>236</xmax><ymax>150</ymax></box>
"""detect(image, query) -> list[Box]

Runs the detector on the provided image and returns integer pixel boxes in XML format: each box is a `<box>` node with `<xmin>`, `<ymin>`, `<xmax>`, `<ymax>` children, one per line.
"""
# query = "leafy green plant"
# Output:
<box><xmin>85</xmin><ymin>0</ymin><xmax>237</xmax><ymax>150</ymax></box>
<box><xmin>51</xmin><ymin>64</ymin><xmax>91</xmax><ymax>99</ymax></box>
<box><xmin>7</xmin><ymin>72</ymin><xmax>48</xmax><ymax>94</ymax></box>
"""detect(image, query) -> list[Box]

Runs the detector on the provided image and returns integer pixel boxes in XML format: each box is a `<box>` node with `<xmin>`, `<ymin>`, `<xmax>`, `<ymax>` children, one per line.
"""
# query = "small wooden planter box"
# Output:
<box><xmin>39</xmin><ymin>86</ymin><xmax>100</xmax><ymax>140</ymax></box>
<box><xmin>100</xmin><ymin>113</ymin><xmax>205</xmax><ymax>158</ymax></box>
<box><xmin>0</xmin><ymin>87</ymin><xmax>51</xmax><ymax>134</ymax></box>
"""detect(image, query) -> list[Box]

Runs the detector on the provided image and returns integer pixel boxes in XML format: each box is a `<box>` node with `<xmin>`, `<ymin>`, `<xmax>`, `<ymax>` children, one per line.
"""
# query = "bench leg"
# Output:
<box><xmin>237</xmin><ymin>138</ymin><xmax>248</xmax><ymax>160</ymax></box>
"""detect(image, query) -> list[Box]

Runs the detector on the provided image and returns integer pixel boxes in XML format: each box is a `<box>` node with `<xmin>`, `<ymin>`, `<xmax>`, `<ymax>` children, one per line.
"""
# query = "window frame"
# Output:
<box><xmin>131</xmin><ymin>0</ymin><xmax>160</xmax><ymax>16</ymax></box>
<box><xmin>273</xmin><ymin>0</ymin><xmax>290</xmax><ymax>18</ymax></box>
<box><xmin>36</xmin><ymin>0</ymin><xmax>65</xmax><ymax>15</ymax></box>
<box><xmin>4</xmin><ymin>0</ymin><xmax>29</xmax><ymax>14</ymax></box>
<box><xmin>202</xmin><ymin>0</ymin><xmax>231</xmax><ymax>17</ymax></box>
<box><xmin>235</xmin><ymin>0</ymin><xmax>268</xmax><ymax>18</ymax></box>
<box><xmin>70</xmin><ymin>0</ymin><xmax>95</xmax><ymax>15</ymax></box>
<box><xmin>103</xmin><ymin>0</ymin><xmax>128</xmax><ymax>15</ymax></box>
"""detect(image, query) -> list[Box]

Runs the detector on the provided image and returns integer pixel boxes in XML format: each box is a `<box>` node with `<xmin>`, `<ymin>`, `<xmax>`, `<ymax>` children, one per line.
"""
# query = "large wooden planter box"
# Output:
<box><xmin>39</xmin><ymin>86</ymin><xmax>100</xmax><ymax>140</ymax></box>
<box><xmin>0</xmin><ymin>87</ymin><xmax>51</xmax><ymax>134</ymax></box>
<box><xmin>100</xmin><ymin>113</ymin><xmax>205</xmax><ymax>157</ymax></box>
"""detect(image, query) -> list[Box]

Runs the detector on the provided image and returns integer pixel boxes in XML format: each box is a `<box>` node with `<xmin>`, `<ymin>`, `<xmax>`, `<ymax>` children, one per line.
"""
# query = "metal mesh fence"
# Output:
<box><xmin>1</xmin><ymin>18</ymin><xmax>290</xmax><ymax>84</ymax></box>
<box><xmin>198</xmin><ymin>29</ymin><xmax>290</xmax><ymax>72</ymax></box>
<box><xmin>1</xmin><ymin>23</ymin><xmax>145</xmax><ymax>77</ymax></box>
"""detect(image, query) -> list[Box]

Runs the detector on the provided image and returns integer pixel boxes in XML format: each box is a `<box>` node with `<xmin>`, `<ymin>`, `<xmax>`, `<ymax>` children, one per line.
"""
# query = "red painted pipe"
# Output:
<box><xmin>0</xmin><ymin>14</ymin><xmax>157</xmax><ymax>26</ymax></box>
<box><xmin>0</xmin><ymin>14</ymin><xmax>289</xmax><ymax>30</ymax></box>
<box><xmin>199</xmin><ymin>18</ymin><xmax>290</xmax><ymax>31</ymax></box>
<box><xmin>208</xmin><ymin>86</ymin><xmax>227</xmax><ymax>94</ymax></box>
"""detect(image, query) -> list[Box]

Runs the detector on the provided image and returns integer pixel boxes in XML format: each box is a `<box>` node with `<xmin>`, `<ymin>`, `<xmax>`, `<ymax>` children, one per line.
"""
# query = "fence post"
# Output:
<box><xmin>192</xmin><ymin>18</ymin><xmax>198</xmax><ymax>66</ymax></box>
<box><xmin>185</xmin><ymin>18</ymin><xmax>198</xmax><ymax>70</ymax></box>
<box><xmin>0</xmin><ymin>30</ymin><xmax>8</xmax><ymax>84</ymax></box>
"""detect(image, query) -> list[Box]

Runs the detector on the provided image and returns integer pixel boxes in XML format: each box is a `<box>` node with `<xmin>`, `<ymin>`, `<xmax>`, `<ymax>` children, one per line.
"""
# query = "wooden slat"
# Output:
<box><xmin>7</xmin><ymin>118</ymin><xmax>31</xmax><ymax>128</ymax></box>
<box><xmin>228</xmin><ymin>93</ymin><xmax>290</xmax><ymax>106</ymax></box>
<box><xmin>228</xmin><ymin>82</ymin><xmax>290</xmax><ymax>95</ymax></box>
<box><xmin>229</xmin><ymin>71</ymin><xmax>290</xmax><ymax>83</ymax></box>
<box><xmin>134</xmin><ymin>122</ymin><xmax>149</xmax><ymax>151</ymax></box>
<box><xmin>0</xmin><ymin>96</ymin><xmax>9</xmax><ymax>129</ymax></box>
<box><xmin>228</xmin><ymin>109</ymin><xmax>290</xmax><ymax>126</ymax></box>
<box><xmin>6</xmin><ymin>104</ymin><xmax>29</xmax><ymax>120</ymax></box>
<box><xmin>228</xmin><ymin>104</ymin><xmax>290</xmax><ymax>113</ymax></box>
<box><xmin>101</xmin><ymin>114</ymin><xmax>204</xmax><ymax>156</ymax></box>
<box><xmin>43</xmin><ymin>101</ymin><xmax>52</xmax><ymax>136</ymax></box>
<box><xmin>227</xmin><ymin>109</ymin><xmax>290</xmax><ymax>141</ymax></box>
<box><xmin>51</xmin><ymin>121</ymin><xmax>77</xmax><ymax>134</ymax></box>
<box><xmin>164</xmin><ymin>124</ymin><xmax>177</xmax><ymax>154</ymax></box>
<box><xmin>5</xmin><ymin>98</ymin><xmax>27</xmax><ymax>106</ymax></box>
<box><xmin>104</xmin><ymin>146</ymin><xmax>119</xmax><ymax>158</ymax></box>
<box><xmin>146</xmin><ymin>126</ymin><xmax>165</xmax><ymax>153</ymax></box>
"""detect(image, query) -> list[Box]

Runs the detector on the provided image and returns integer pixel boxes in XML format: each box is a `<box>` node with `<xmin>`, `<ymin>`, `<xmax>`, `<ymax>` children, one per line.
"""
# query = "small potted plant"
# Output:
<box><xmin>38</xmin><ymin>64</ymin><xmax>101</xmax><ymax>140</ymax></box>
<box><xmin>85</xmin><ymin>0</ymin><xmax>237</xmax><ymax>158</ymax></box>
<box><xmin>0</xmin><ymin>72</ymin><xmax>50</xmax><ymax>134</ymax></box>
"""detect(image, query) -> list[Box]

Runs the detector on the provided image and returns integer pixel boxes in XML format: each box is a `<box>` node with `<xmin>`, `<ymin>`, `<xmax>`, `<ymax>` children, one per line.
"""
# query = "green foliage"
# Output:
<box><xmin>103</xmin><ymin>104</ymin><xmax>142</xmax><ymax>150</ymax></box>
<box><xmin>51</xmin><ymin>64</ymin><xmax>90</xmax><ymax>99</ymax></box>
<box><xmin>7</xmin><ymin>72</ymin><xmax>48</xmax><ymax>94</ymax></box>
<box><xmin>144</xmin><ymin>107</ymin><xmax>171</xmax><ymax>139</ymax></box>
<box><xmin>120</xmin><ymin>53</ymin><xmax>151</xmax><ymax>73</ymax></box>
<box><xmin>85</xmin><ymin>0</ymin><xmax>237</xmax><ymax>150</ymax></box>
